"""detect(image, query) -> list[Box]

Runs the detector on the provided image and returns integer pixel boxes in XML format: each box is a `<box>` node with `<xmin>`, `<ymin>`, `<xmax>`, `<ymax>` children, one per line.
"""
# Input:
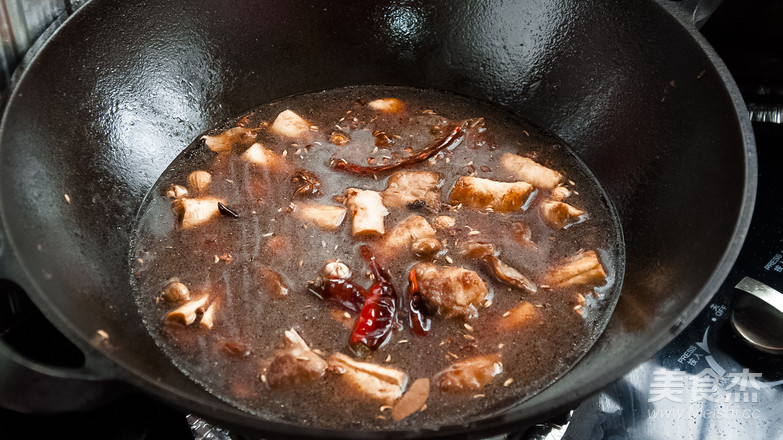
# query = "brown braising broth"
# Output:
<box><xmin>129</xmin><ymin>86</ymin><xmax>624</xmax><ymax>430</ymax></box>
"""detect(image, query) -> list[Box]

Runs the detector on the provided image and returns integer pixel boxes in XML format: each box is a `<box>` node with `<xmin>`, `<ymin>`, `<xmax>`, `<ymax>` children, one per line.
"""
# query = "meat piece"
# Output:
<box><xmin>344</xmin><ymin>188</ymin><xmax>389</xmax><ymax>236</ymax></box>
<box><xmin>201</xmin><ymin>126</ymin><xmax>258</xmax><ymax>152</ymax></box>
<box><xmin>546</xmin><ymin>250</ymin><xmax>607</xmax><ymax>288</ymax></box>
<box><xmin>540</xmin><ymin>200</ymin><xmax>585</xmax><ymax>229</ymax></box>
<box><xmin>381</xmin><ymin>171</ymin><xmax>441</xmax><ymax>209</ymax></box>
<box><xmin>460</xmin><ymin>242</ymin><xmax>536</xmax><ymax>293</ymax></box>
<box><xmin>328</xmin><ymin>352</ymin><xmax>407</xmax><ymax>404</ymax></box>
<box><xmin>269</xmin><ymin>109</ymin><xmax>311</xmax><ymax>139</ymax></box>
<box><xmin>500</xmin><ymin>152</ymin><xmax>563</xmax><ymax>189</ymax></box>
<box><xmin>267</xmin><ymin>329</ymin><xmax>328</xmax><ymax>389</ymax></box>
<box><xmin>499</xmin><ymin>302</ymin><xmax>542</xmax><ymax>331</ymax></box>
<box><xmin>165</xmin><ymin>295</ymin><xmax>209</xmax><ymax>326</ymax></box>
<box><xmin>449</xmin><ymin>176</ymin><xmax>533</xmax><ymax>213</ymax></box>
<box><xmin>259</xmin><ymin>267</ymin><xmax>290</xmax><ymax>298</ymax></box>
<box><xmin>413</xmin><ymin>263</ymin><xmax>489</xmax><ymax>318</ymax></box>
<box><xmin>381</xmin><ymin>215</ymin><xmax>436</xmax><ymax>254</ymax></box>
<box><xmin>485</xmin><ymin>256</ymin><xmax>537</xmax><ymax>294</ymax></box>
<box><xmin>460</xmin><ymin>241</ymin><xmax>497</xmax><ymax>260</ymax></box>
<box><xmin>551</xmin><ymin>186</ymin><xmax>571</xmax><ymax>201</ymax></box>
<box><xmin>435</xmin><ymin>354</ymin><xmax>503</xmax><ymax>392</ymax></box>
<box><xmin>171</xmin><ymin>197</ymin><xmax>225</xmax><ymax>229</ymax></box>
<box><xmin>367</xmin><ymin>98</ymin><xmax>404</xmax><ymax>113</ymax></box>
<box><xmin>392</xmin><ymin>378</ymin><xmax>430</xmax><ymax>422</ymax></box>
<box><xmin>292</xmin><ymin>202</ymin><xmax>347</xmax><ymax>231</ymax></box>
<box><xmin>199</xmin><ymin>300</ymin><xmax>218</xmax><ymax>330</ymax></box>
<box><xmin>432</xmin><ymin>215</ymin><xmax>456</xmax><ymax>230</ymax></box>
<box><xmin>241</xmin><ymin>142</ymin><xmax>285</xmax><ymax>169</ymax></box>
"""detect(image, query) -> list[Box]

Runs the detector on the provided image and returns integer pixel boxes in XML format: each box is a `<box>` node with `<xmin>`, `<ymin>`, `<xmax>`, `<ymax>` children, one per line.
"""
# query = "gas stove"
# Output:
<box><xmin>1</xmin><ymin>1</ymin><xmax>781</xmax><ymax>439</ymax></box>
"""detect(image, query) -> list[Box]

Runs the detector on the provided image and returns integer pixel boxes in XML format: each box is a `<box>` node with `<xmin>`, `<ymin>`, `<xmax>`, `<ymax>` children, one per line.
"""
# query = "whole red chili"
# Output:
<box><xmin>330</xmin><ymin>124</ymin><xmax>465</xmax><ymax>175</ymax></box>
<box><xmin>349</xmin><ymin>246</ymin><xmax>397</xmax><ymax>355</ymax></box>
<box><xmin>407</xmin><ymin>268</ymin><xmax>431</xmax><ymax>336</ymax></box>
<box><xmin>307</xmin><ymin>278</ymin><xmax>366</xmax><ymax>313</ymax></box>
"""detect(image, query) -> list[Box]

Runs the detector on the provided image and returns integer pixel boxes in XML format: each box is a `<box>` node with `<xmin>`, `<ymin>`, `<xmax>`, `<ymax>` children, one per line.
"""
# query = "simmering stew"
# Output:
<box><xmin>129</xmin><ymin>85</ymin><xmax>624</xmax><ymax>430</ymax></box>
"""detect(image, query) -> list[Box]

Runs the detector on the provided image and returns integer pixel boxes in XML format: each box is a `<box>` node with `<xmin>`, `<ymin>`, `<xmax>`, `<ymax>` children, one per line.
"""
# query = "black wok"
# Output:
<box><xmin>0</xmin><ymin>0</ymin><xmax>756</xmax><ymax>438</ymax></box>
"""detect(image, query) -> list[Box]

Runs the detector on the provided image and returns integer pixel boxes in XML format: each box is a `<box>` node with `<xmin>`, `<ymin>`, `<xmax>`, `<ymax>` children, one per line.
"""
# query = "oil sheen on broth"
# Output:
<box><xmin>129</xmin><ymin>86</ymin><xmax>624</xmax><ymax>430</ymax></box>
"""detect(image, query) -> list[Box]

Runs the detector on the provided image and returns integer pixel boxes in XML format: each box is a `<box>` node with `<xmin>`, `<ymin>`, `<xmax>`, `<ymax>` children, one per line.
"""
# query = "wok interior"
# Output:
<box><xmin>0</xmin><ymin>0</ymin><xmax>751</xmax><ymax>436</ymax></box>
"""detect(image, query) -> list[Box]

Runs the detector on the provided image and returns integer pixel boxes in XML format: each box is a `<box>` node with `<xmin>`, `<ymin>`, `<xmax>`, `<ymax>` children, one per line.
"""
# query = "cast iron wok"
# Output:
<box><xmin>0</xmin><ymin>0</ymin><xmax>756</xmax><ymax>438</ymax></box>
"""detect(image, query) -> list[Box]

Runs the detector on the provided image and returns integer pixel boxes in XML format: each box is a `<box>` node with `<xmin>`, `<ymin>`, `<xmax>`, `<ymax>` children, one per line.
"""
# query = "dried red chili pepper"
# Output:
<box><xmin>349</xmin><ymin>246</ymin><xmax>397</xmax><ymax>355</ymax></box>
<box><xmin>360</xmin><ymin>245</ymin><xmax>392</xmax><ymax>283</ymax></box>
<box><xmin>407</xmin><ymin>268</ymin><xmax>431</xmax><ymax>336</ymax></box>
<box><xmin>330</xmin><ymin>124</ymin><xmax>465</xmax><ymax>175</ymax></box>
<box><xmin>307</xmin><ymin>278</ymin><xmax>366</xmax><ymax>313</ymax></box>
